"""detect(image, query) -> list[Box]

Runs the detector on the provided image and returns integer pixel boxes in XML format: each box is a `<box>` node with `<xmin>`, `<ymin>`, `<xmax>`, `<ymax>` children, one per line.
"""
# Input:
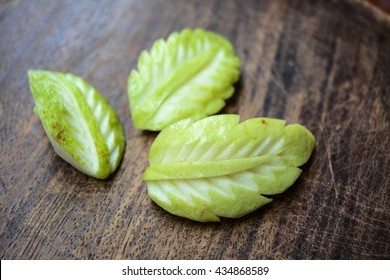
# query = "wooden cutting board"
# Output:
<box><xmin>1</xmin><ymin>0</ymin><xmax>389</xmax><ymax>259</ymax></box>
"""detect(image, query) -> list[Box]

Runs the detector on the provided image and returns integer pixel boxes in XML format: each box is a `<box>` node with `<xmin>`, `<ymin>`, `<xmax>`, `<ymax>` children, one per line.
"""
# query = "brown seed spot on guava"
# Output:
<box><xmin>261</xmin><ymin>119</ymin><xmax>268</xmax><ymax>125</ymax></box>
<box><xmin>53</xmin><ymin>122</ymin><xmax>66</xmax><ymax>144</ymax></box>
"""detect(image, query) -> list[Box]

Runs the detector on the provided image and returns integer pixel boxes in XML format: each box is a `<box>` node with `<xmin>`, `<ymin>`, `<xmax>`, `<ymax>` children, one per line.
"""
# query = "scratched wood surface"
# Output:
<box><xmin>1</xmin><ymin>0</ymin><xmax>389</xmax><ymax>259</ymax></box>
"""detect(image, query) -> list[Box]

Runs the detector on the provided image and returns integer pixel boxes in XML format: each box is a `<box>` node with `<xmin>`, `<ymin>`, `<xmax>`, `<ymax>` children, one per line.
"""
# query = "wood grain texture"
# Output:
<box><xmin>0</xmin><ymin>0</ymin><xmax>389</xmax><ymax>259</ymax></box>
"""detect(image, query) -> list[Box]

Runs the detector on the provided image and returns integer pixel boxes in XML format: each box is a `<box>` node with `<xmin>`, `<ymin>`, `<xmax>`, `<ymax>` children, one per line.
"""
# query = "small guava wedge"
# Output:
<box><xmin>143</xmin><ymin>115</ymin><xmax>315</xmax><ymax>222</ymax></box>
<box><xmin>28</xmin><ymin>70</ymin><xmax>125</xmax><ymax>179</ymax></box>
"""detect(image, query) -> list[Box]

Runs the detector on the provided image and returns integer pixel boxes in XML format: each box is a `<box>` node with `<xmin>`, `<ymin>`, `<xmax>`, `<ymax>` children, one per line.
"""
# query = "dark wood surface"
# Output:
<box><xmin>1</xmin><ymin>0</ymin><xmax>389</xmax><ymax>260</ymax></box>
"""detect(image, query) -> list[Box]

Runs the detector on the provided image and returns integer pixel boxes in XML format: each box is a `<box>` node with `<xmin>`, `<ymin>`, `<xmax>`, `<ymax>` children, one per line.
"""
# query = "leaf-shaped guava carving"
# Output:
<box><xmin>128</xmin><ymin>28</ymin><xmax>240</xmax><ymax>131</ymax></box>
<box><xmin>143</xmin><ymin>115</ymin><xmax>315</xmax><ymax>222</ymax></box>
<box><xmin>28</xmin><ymin>70</ymin><xmax>125</xmax><ymax>179</ymax></box>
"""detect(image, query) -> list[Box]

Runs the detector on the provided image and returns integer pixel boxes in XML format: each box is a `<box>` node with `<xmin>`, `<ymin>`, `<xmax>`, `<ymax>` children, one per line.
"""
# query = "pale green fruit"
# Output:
<box><xmin>28</xmin><ymin>70</ymin><xmax>125</xmax><ymax>179</ymax></box>
<box><xmin>143</xmin><ymin>115</ymin><xmax>315</xmax><ymax>222</ymax></box>
<box><xmin>128</xmin><ymin>28</ymin><xmax>240</xmax><ymax>131</ymax></box>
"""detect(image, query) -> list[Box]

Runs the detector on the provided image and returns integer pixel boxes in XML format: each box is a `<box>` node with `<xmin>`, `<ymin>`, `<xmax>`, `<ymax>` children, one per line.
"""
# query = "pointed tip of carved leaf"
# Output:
<box><xmin>128</xmin><ymin>28</ymin><xmax>241</xmax><ymax>131</ymax></box>
<box><xmin>28</xmin><ymin>70</ymin><xmax>125</xmax><ymax>179</ymax></box>
<box><xmin>143</xmin><ymin>115</ymin><xmax>315</xmax><ymax>222</ymax></box>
